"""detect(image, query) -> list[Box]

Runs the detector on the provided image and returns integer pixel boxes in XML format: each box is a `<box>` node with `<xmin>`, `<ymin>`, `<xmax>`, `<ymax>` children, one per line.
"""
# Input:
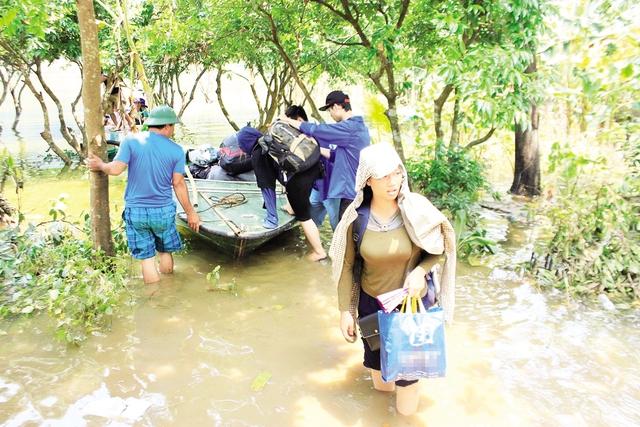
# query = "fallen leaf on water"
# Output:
<box><xmin>273</xmin><ymin>305</ymin><xmax>284</xmax><ymax>310</ymax></box>
<box><xmin>251</xmin><ymin>371</ymin><xmax>272</xmax><ymax>391</ymax></box>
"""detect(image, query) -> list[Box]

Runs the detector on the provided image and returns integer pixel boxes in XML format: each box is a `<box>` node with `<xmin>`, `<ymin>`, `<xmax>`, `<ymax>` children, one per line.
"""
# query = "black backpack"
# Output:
<box><xmin>259</xmin><ymin>120</ymin><xmax>321</xmax><ymax>174</ymax></box>
<box><xmin>219</xmin><ymin>145</ymin><xmax>253</xmax><ymax>175</ymax></box>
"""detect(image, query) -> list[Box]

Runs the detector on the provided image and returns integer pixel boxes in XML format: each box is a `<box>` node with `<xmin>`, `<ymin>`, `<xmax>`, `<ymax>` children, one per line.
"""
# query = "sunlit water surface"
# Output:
<box><xmin>1</xmin><ymin>72</ymin><xmax>640</xmax><ymax>426</ymax></box>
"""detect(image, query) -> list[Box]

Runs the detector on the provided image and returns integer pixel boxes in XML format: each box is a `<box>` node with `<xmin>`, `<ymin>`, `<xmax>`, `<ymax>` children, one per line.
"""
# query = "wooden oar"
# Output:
<box><xmin>196</xmin><ymin>188</ymin><xmax>263</xmax><ymax>194</ymax></box>
<box><xmin>199</xmin><ymin>191</ymin><xmax>243</xmax><ymax>235</ymax></box>
<box><xmin>184</xmin><ymin>165</ymin><xmax>199</xmax><ymax>208</ymax></box>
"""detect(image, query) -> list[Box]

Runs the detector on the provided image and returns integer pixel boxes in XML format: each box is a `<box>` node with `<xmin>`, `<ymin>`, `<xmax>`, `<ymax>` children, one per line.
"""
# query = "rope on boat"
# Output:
<box><xmin>194</xmin><ymin>192</ymin><xmax>247</xmax><ymax>217</ymax></box>
<box><xmin>209</xmin><ymin>193</ymin><xmax>247</xmax><ymax>208</ymax></box>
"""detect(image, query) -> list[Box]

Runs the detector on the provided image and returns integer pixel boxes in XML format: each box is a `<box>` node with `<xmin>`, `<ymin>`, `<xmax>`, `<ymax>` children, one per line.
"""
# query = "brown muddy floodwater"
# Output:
<box><xmin>1</xmin><ymin>188</ymin><xmax>640</xmax><ymax>426</ymax></box>
<box><xmin>1</xmin><ymin>91</ymin><xmax>640</xmax><ymax>426</ymax></box>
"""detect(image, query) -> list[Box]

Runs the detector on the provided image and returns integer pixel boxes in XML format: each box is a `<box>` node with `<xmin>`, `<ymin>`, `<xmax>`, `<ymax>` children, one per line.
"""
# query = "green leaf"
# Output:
<box><xmin>251</xmin><ymin>371</ymin><xmax>271</xmax><ymax>391</ymax></box>
<box><xmin>621</xmin><ymin>64</ymin><xmax>633</xmax><ymax>79</ymax></box>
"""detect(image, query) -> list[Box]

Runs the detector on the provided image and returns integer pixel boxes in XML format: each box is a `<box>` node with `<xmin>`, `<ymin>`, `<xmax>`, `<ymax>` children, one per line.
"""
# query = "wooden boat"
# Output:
<box><xmin>174</xmin><ymin>178</ymin><xmax>298</xmax><ymax>258</ymax></box>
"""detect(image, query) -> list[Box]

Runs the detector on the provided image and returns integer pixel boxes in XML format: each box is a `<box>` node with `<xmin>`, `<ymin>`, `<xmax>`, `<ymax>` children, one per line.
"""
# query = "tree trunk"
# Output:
<box><xmin>10</xmin><ymin>80</ymin><xmax>25</xmax><ymax>131</ymax></box>
<box><xmin>0</xmin><ymin>69</ymin><xmax>9</xmax><ymax>108</ymax></box>
<box><xmin>216</xmin><ymin>68</ymin><xmax>240</xmax><ymax>131</ymax></box>
<box><xmin>77</xmin><ymin>0</ymin><xmax>115</xmax><ymax>256</ymax></box>
<box><xmin>383</xmin><ymin>97</ymin><xmax>404</xmax><ymax>162</ymax></box>
<box><xmin>120</xmin><ymin>0</ymin><xmax>154</xmax><ymax>107</ymax></box>
<box><xmin>434</xmin><ymin>84</ymin><xmax>454</xmax><ymax>147</ymax></box>
<box><xmin>177</xmin><ymin>67</ymin><xmax>207</xmax><ymax>118</ymax></box>
<box><xmin>510</xmin><ymin>101</ymin><xmax>541</xmax><ymax>196</ymax></box>
<box><xmin>34</xmin><ymin>59</ymin><xmax>82</xmax><ymax>157</ymax></box>
<box><xmin>450</xmin><ymin>91</ymin><xmax>460</xmax><ymax>148</ymax></box>
<box><xmin>370</xmin><ymin>56</ymin><xmax>404</xmax><ymax>162</ymax></box>
<box><xmin>24</xmin><ymin>78</ymin><xmax>73</xmax><ymax>165</ymax></box>
<box><xmin>510</xmin><ymin>57</ymin><xmax>541</xmax><ymax>197</ymax></box>
<box><xmin>257</xmin><ymin>5</ymin><xmax>324</xmax><ymax>123</ymax></box>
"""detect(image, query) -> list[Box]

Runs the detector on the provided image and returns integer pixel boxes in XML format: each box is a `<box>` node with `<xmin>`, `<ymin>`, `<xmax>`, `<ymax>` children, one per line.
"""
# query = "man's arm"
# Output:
<box><xmin>85</xmin><ymin>152</ymin><xmax>127</xmax><ymax>176</ymax></box>
<box><xmin>320</xmin><ymin>147</ymin><xmax>331</xmax><ymax>159</ymax></box>
<box><xmin>277</xmin><ymin>115</ymin><xmax>301</xmax><ymax>130</ymax></box>
<box><xmin>172</xmin><ymin>173</ymin><xmax>201</xmax><ymax>232</ymax></box>
<box><xmin>278</xmin><ymin>115</ymin><xmax>353</xmax><ymax>147</ymax></box>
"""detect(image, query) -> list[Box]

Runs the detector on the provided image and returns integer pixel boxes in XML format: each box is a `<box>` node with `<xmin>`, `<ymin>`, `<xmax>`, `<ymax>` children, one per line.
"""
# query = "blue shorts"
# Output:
<box><xmin>123</xmin><ymin>205</ymin><xmax>182</xmax><ymax>259</ymax></box>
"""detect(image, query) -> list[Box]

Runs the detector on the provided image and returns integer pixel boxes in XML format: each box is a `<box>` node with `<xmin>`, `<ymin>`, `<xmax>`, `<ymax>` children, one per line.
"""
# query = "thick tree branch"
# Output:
<box><xmin>396</xmin><ymin>0</ymin><xmax>410</xmax><ymax>29</ymax></box>
<box><xmin>215</xmin><ymin>67</ymin><xmax>239</xmax><ymax>131</ymax></box>
<box><xmin>464</xmin><ymin>127</ymin><xmax>496</xmax><ymax>150</ymax></box>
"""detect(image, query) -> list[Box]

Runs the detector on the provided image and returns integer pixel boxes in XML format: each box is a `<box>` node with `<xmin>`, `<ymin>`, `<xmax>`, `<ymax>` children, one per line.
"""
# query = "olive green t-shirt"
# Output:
<box><xmin>337</xmin><ymin>223</ymin><xmax>436</xmax><ymax>311</ymax></box>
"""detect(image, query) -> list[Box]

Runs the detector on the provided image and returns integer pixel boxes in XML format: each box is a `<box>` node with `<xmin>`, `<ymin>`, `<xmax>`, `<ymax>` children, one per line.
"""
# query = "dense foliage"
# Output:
<box><xmin>528</xmin><ymin>142</ymin><xmax>640</xmax><ymax>302</ymax></box>
<box><xmin>0</xmin><ymin>215</ymin><xmax>131</xmax><ymax>344</ymax></box>
<box><xmin>406</xmin><ymin>142</ymin><xmax>497</xmax><ymax>257</ymax></box>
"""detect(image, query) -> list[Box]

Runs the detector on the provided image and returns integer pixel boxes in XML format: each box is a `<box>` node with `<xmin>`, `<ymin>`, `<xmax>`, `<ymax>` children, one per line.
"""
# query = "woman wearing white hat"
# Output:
<box><xmin>329</xmin><ymin>143</ymin><xmax>456</xmax><ymax>416</ymax></box>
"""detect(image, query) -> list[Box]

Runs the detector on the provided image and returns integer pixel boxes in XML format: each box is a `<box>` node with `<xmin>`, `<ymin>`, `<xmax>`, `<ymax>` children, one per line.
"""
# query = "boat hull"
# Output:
<box><xmin>174</xmin><ymin>179</ymin><xmax>297</xmax><ymax>258</ymax></box>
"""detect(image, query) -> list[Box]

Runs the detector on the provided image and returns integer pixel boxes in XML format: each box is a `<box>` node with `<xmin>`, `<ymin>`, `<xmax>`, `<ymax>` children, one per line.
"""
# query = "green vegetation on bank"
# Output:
<box><xmin>0</xmin><ymin>211</ymin><xmax>132</xmax><ymax>344</ymax></box>
<box><xmin>527</xmin><ymin>142</ymin><xmax>640</xmax><ymax>302</ymax></box>
<box><xmin>406</xmin><ymin>143</ymin><xmax>498</xmax><ymax>258</ymax></box>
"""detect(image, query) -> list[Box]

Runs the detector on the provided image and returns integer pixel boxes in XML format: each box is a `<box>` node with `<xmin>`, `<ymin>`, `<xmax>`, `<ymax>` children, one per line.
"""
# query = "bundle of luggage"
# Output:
<box><xmin>186</xmin><ymin>121</ymin><xmax>321</xmax><ymax>181</ymax></box>
<box><xmin>186</xmin><ymin>133</ymin><xmax>254</xmax><ymax>180</ymax></box>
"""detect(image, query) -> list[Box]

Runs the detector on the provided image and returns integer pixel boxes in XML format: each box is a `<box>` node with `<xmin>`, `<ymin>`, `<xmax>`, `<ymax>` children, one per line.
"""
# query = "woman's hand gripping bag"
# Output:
<box><xmin>379</xmin><ymin>297</ymin><xmax>446</xmax><ymax>382</ymax></box>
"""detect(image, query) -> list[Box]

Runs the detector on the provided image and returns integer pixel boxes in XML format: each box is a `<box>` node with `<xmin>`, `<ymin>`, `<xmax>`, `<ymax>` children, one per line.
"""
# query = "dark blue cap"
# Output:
<box><xmin>236</xmin><ymin>126</ymin><xmax>263</xmax><ymax>154</ymax></box>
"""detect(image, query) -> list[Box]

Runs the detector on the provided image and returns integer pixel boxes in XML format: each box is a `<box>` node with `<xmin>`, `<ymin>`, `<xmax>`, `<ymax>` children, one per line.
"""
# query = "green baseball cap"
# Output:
<box><xmin>145</xmin><ymin>105</ymin><xmax>182</xmax><ymax>126</ymax></box>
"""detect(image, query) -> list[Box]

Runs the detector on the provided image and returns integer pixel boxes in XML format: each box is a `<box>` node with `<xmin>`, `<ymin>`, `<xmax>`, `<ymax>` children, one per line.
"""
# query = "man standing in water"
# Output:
<box><xmin>86</xmin><ymin>105</ymin><xmax>201</xmax><ymax>284</ymax></box>
<box><xmin>279</xmin><ymin>90</ymin><xmax>371</xmax><ymax>220</ymax></box>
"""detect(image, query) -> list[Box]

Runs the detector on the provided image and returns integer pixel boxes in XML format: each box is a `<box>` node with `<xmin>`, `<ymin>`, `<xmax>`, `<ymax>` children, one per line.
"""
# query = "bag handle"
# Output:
<box><xmin>399</xmin><ymin>295</ymin><xmax>427</xmax><ymax>314</ymax></box>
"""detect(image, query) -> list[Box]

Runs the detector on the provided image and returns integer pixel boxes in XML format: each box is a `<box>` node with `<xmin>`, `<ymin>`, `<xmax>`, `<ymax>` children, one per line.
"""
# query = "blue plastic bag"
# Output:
<box><xmin>379</xmin><ymin>300</ymin><xmax>446</xmax><ymax>382</ymax></box>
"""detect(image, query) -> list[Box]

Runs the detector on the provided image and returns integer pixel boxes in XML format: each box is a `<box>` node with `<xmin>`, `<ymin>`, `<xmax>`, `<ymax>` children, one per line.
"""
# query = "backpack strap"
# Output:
<box><xmin>352</xmin><ymin>201</ymin><xmax>370</xmax><ymax>287</ymax></box>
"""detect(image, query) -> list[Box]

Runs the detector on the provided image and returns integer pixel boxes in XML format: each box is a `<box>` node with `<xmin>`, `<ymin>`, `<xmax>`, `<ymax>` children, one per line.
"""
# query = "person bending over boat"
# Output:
<box><xmin>329</xmin><ymin>143</ymin><xmax>456</xmax><ymax>416</ymax></box>
<box><xmin>86</xmin><ymin>105</ymin><xmax>201</xmax><ymax>284</ymax></box>
<box><xmin>278</xmin><ymin>90</ymin><xmax>371</xmax><ymax>221</ymax></box>
<box><xmin>237</xmin><ymin>105</ymin><xmax>327</xmax><ymax>261</ymax></box>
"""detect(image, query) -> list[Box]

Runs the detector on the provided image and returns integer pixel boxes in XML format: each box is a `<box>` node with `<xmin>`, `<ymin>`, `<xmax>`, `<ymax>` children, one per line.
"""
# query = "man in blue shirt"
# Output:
<box><xmin>86</xmin><ymin>105</ymin><xmax>201</xmax><ymax>284</ymax></box>
<box><xmin>279</xmin><ymin>90</ymin><xmax>371</xmax><ymax>220</ymax></box>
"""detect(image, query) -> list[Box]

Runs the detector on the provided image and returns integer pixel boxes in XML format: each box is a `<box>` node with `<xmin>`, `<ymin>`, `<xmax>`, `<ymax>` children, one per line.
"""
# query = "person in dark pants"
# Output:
<box><xmin>278</xmin><ymin>90</ymin><xmax>371</xmax><ymax>220</ymax></box>
<box><xmin>329</xmin><ymin>143</ymin><xmax>457</xmax><ymax>416</ymax></box>
<box><xmin>237</xmin><ymin>106</ymin><xmax>326</xmax><ymax>261</ymax></box>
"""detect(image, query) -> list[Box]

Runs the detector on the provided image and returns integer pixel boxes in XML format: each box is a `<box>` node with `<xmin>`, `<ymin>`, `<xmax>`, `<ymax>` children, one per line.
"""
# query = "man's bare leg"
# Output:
<box><xmin>300</xmin><ymin>219</ymin><xmax>326</xmax><ymax>261</ymax></box>
<box><xmin>141</xmin><ymin>257</ymin><xmax>160</xmax><ymax>284</ymax></box>
<box><xmin>158</xmin><ymin>252</ymin><xmax>174</xmax><ymax>274</ymax></box>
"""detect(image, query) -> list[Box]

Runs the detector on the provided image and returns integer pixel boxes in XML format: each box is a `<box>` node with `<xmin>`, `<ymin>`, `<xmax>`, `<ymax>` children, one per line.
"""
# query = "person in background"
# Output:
<box><xmin>278</xmin><ymin>90</ymin><xmax>370</xmax><ymax>220</ymax></box>
<box><xmin>85</xmin><ymin>106</ymin><xmax>201</xmax><ymax>284</ymax></box>
<box><xmin>131</xmin><ymin>98</ymin><xmax>149</xmax><ymax>125</ymax></box>
<box><xmin>329</xmin><ymin>143</ymin><xmax>456</xmax><ymax>416</ymax></box>
<box><xmin>309</xmin><ymin>144</ymin><xmax>339</xmax><ymax>230</ymax></box>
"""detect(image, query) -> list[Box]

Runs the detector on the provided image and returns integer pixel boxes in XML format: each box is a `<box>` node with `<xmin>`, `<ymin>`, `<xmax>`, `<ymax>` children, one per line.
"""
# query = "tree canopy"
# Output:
<box><xmin>1</xmin><ymin>0</ymin><xmax>638</xmax><ymax>165</ymax></box>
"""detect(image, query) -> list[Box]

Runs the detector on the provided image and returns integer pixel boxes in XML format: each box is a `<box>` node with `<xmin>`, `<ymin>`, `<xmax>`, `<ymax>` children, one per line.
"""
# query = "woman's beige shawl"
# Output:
<box><xmin>328</xmin><ymin>144</ymin><xmax>457</xmax><ymax>325</ymax></box>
